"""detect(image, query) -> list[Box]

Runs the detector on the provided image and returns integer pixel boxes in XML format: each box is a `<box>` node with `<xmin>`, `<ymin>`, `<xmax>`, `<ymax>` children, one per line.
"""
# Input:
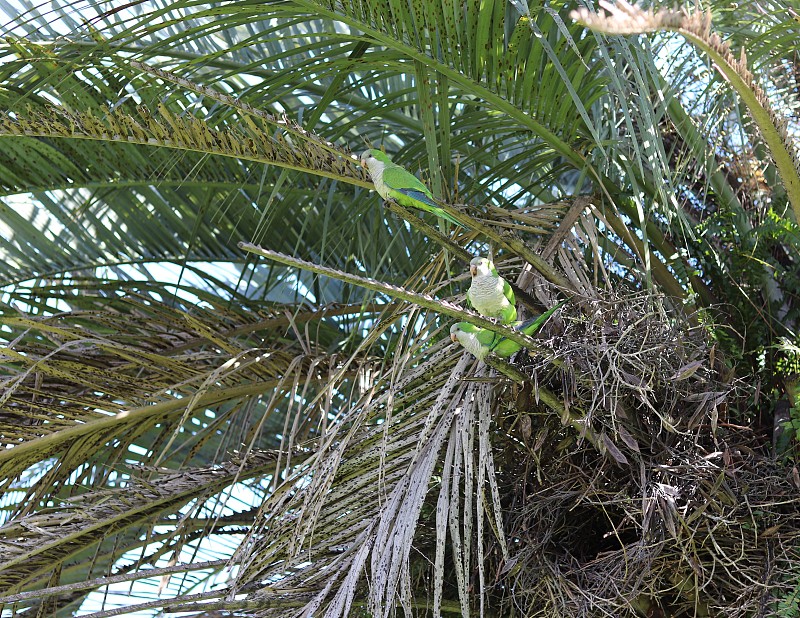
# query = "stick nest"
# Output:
<box><xmin>483</xmin><ymin>291</ymin><xmax>799</xmax><ymax>617</ymax></box>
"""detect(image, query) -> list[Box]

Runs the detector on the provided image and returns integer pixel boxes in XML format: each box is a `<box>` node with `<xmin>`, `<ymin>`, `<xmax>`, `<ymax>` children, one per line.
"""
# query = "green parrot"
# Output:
<box><xmin>450</xmin><ymin>299</ymin><xmax>569</xmax><ymax>360</ymax></box>
<box><xmin>467</xmin><ymin>256</ymin><xmax>517</xmax><ymax>324</ymax></box>
<box><xmin>360</xmin><ymin>149</ymin><xmax>462</xmax><ymax>226</ymax></box>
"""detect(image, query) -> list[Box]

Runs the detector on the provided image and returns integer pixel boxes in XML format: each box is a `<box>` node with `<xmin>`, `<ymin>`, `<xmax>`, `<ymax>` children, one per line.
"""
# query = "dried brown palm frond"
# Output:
<box><xmin>0</xmin><ymin>460</ymin><xmax>267</xmax><ymax>593</ymax></box>
<box><xmin>231</xmin><ymin>217</ymin><xmax>799</xmax><ymax>617</ymax></box>
<box><xmin>0</xmin><ymin>278</ymin><xmax>390</xmax><ymax>612</ymax></box>
<box><xmin>231</xmin><ymin>324</ymin><xmax>499</xmax><ymax>617</ymax></box>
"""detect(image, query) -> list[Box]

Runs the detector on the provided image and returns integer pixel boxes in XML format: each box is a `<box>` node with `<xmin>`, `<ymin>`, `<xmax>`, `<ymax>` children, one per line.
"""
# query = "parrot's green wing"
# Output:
<box><xmin>502</xmin><ymin>278</ymin><xmax>516</xmax><ymax>306</ymax></box>
<box><xmin>497</xmin><ymin>304</ymin><xmax>517</xmax><ymax>325</ymax></box>
<box><xmin>382</xmin><ymin>165</ymin><xmax>434</xmax><ymax>197</ymax></box>
<box><xmin>381</xmin><ymin>165</ymin><xmax>462</xmax><ymax>226</ymax></box>
<box><xmin>491</xmin><ymin>335</ymin><xmax>522</xmax><ymax>358</ymax></box>
<box><xmin>488</xmin><ymin>262</ymin><xmax>516</xmax><ymax>306</ymax></box>
<box><xmin>488</xmin><ymin>263</ymin><xmax>517</xmax><ymax>323</ymax></box>
<box><xmin>498</xmin><ymin>278</ymin><xmax>518</xmax><ymax>323</ymax></box>
<box><xmin>475</xmin><ymin>327</ymin><xmax>501</xmax><ymax>348</ymax></box>
<box><xmin>519</xmin><ymin>297</ymin><xmax>571</xmax><ymax>337</ymax></box>
<box><xmin>493</xmin><ymin>298</ymin><xmax>571</xmax><ymax>358</ymax></box>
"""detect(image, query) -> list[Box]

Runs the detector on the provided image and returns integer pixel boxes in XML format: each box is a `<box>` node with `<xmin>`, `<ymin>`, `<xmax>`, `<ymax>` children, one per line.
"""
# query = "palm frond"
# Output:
<box><xmin>572</xmin><ymin>0</ymin><xmax>800</xmax><ymax>220</ymax></box>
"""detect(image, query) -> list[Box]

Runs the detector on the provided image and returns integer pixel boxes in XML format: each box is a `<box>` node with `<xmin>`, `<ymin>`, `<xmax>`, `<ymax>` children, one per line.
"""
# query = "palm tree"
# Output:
<box><xmin>1</xmin><ymin>0</ymin><xmax>798</xmax><ymax>616</ymax></box>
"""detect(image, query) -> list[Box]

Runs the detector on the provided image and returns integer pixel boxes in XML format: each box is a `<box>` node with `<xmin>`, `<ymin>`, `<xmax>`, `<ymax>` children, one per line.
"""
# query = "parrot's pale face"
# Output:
<box><xmin>470</xmin><ymin>257</ymin><xmax>492</xmax><ymax>278</ymax></box>
<box><xmin>360</xmin><ymin>150</ymin><xmax>376</xmax><ymax>172</ymax></box>
<box><xmin>450</xmin><ymin>323</ymin><xmax>487</xmax><ymax>359</ymax></box>
<box><xmin>360</xmin><ymin>149</ymin><xmax>390</xmax><ymax>194</ymax></box>
<box><xmin>360</xmin><ymin>149</ymin><xmax>390</xmax><ymax>170</ymax></box>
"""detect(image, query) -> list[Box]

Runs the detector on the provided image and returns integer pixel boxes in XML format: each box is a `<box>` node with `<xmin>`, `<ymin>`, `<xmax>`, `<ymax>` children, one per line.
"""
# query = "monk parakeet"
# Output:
<box><xmin>450</xmin><ymin>299</ymin><xmax>569</xmax><ymax>360</ymax></box>
<box><xmin>467</xmin><ymin>257</ymin><xmax>517</xmax><ymax>324</ymax></box>
<box><xmin>360</xmin><ymin>149</ymin><xmax>461</xmax><ymax>226</ymax></box>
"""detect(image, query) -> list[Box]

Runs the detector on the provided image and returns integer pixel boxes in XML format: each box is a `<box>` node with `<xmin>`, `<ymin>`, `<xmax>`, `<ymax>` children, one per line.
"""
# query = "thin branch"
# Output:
<box><xmin>0</xmin><ymin>560</ymin><xmax>229</xmax><ymax>605</ymax></box>
<box><xmin>239</xmin><ymin>244</ymin><xmax>550</xmax><ymax>354</ymax></box>
<box><xmin>74</xmin><ymin>589</ymin><xmax>229</xmax><ymax>618</ymax></box>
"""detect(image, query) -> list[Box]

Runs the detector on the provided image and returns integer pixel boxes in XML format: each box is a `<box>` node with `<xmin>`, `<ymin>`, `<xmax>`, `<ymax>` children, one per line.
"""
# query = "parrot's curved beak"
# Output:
<box><xmin>450</xmin><ymin>332</ymin><xmax>459</xmax><ymax>343</ymax></box>
<box><xmin>470</xmin><ymin>265</ymin><xmax>477</xmax><ymax>276</ymax></box>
